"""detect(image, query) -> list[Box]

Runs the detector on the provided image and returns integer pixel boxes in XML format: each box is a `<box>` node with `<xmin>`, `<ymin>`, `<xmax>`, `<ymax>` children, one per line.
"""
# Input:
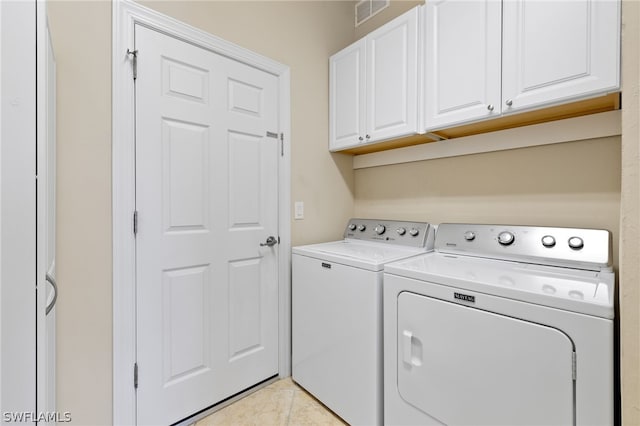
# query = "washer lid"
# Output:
<box><xmin>293</xmin><ymin>240</ymin><xmax>429</xmax><ymax>271</ymax></box>
<box><xmin>384</xmin><ymin>252</ymin><xmax>615</xmax><ymax>319</ymax></box>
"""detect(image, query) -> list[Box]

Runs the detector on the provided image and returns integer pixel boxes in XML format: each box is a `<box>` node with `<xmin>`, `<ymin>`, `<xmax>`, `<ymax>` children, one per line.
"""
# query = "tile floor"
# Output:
<box><xmin>195</xmin><ymin>378</ymin><xmax>347</xmax><ymax>426</ymax></box>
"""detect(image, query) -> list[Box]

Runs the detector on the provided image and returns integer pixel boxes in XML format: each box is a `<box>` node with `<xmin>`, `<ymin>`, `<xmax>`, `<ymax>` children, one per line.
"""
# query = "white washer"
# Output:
<box><xmin>292</xmin><ymin>218</ymin><xmax>435</xmax><ymax>425</ymax></box>
<box><xmin>384</xmin><ymin>223</ymin><xmax>615</xmax><ymax>426</ymax></box>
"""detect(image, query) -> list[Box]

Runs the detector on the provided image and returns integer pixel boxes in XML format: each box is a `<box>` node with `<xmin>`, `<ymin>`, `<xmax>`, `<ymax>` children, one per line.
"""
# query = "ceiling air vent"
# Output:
<box><xmin>355</xmin><ymin>0</ymin><xmax>390</xmax><ymax>27</ymax></box>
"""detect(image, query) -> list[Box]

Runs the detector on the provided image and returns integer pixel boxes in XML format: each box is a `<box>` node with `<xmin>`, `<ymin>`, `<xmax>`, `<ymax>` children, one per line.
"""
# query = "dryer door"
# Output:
<box><xmin>397</xmin><ymin>291</ymin><xmax>574</xmax><ymax>426</ymax></box>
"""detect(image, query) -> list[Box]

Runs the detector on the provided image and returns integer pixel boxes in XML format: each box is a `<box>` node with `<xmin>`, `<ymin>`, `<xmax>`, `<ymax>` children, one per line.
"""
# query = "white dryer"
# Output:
<box><xmin>384</xmin><ymin>223</ymin><xmax>615</xmax><ymax>426</ymax></box>
<box><xmin>292</xmin><ymin>219</ymin><xmax>435</xmax><ymax>425</ymax></box>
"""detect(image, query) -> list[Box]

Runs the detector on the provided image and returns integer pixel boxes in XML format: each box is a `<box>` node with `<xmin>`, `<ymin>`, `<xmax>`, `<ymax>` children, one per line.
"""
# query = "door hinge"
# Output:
<box><xmin>134</xmin><ymin>363</ymin><xmax>139</xmax><ymax>389</ymax></box>
<box><xmin>280</xmin><ymin>133</ymin><xmax>284</xmax><ymax>157</ymax></box>
<box><xmin>127</xmin><ymin>48</ymin><xmax>138</xmax><ymax>80</ymax></box>
<box><xmin>133</xmin><ymin>210</ymin><xmax>138</xmax><ymax>235</ymax></box>
<box><xmin>572</xmin><ymin>351</ymin><xmax>576</xmax><ymax>381</ymax></box>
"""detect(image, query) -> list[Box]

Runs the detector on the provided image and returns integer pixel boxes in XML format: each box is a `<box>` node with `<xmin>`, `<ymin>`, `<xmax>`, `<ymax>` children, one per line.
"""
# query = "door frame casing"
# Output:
<box><xmin>112</xmin><ymin>2</ymin><xmax>292</xmax><ymax>424</ymax></box>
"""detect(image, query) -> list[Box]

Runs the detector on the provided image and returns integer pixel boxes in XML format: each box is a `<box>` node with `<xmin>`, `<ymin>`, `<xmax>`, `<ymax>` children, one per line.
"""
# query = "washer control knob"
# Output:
<box><xmin>463</xmin><ymin>231</ymin><xmax>476</xmax><ymax>241</ymax></box>
<box><xmin>541</xmin><ymin>235</ymin><xmax>556</xmax><ymax>248</ymax></box>
<box><xmin>497</xmin><ymin>231</ymin><xmax>515</xmax><ymax>246</ymax></box>
<box><xmin>357</xmin><ymin>224</ymin><xmax>366</xmax><ymax>232</ymax></box>
<box><xmin>568</xmin><ymin>236</ymin><xmax>584</xmax><ymax>250</ymax></box>
<box><xmin>348</xmin><ymin>223</ymin><xmax>357</xmax><ymax>231</ymax></box>
<box><xmin>374</xmin><ymin>225</ymin><xmax>386</xmax><ymax>235</ymax></box>
<box><xmin>396</xmin><ymin>227</ymin><xmax>407</xmax><ymax>236</ymax></box>
<box><xmin>408</xmin><ymin>228</ymin><xmax>420</xmax><ymax>237</ymax></box>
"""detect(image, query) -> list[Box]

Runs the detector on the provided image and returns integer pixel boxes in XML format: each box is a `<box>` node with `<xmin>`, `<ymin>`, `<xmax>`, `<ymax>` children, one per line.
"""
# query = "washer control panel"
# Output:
<box><xmin>434</xmin><ymin>223</ymin><xmax>612</xmax><ymax>271</ymax></box>
<box><xmin>344</xmin><ymin>218</ymin><xmax>435</xmax><ymax>249</ymax></box>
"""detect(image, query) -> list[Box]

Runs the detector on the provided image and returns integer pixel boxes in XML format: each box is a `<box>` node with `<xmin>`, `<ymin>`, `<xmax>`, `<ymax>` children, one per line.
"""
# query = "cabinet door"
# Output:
<box><xmin>366</xmin><ymin>7</ymin><xmax>419</xmax><ymax>142</ymax></box>
<box><xmin>502</xmin><ymin>0</ymin><xmax>620</xmax><ymax>114</ymax></box>
<box><xmin>329</xmin><ymin>39</ymin><xmax>366</xmax><ymax>151</ymax></box>
<box><xmin>424</xmin><ymin>0</ymin><xmax>501</xmax><ymax>130</ymax></box>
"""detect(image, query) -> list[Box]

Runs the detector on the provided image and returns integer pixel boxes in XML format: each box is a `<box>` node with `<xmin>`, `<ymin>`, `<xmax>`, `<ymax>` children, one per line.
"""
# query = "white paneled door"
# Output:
<box><xmin>135</xmin><ymin>25</ymin><xmax>279</xmax><ymax>425</ymax></box>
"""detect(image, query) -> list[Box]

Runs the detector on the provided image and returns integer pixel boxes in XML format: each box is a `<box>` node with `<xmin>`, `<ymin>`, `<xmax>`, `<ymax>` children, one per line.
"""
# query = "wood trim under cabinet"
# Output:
<box><xmin>353</xmin><ymin>109</ymin><xmax>621</xmax><ymax>169</ymax></box>
<box><xmin>433</xmin><ymin>92</ymin><xmax>620</xmax><ymax>139</ymax></box>
<box><xmin>342</xmin><ymin>92</ymin><xmax>619</xmax><ymax>156</ymax></box>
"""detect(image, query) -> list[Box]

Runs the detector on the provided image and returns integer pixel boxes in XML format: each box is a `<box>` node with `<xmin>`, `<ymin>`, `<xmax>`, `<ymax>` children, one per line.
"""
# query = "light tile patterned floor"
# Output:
<box><xmin>195</xmin><ymin>378</ymin><xmax>347</xmax><ymax>426</ymax></box>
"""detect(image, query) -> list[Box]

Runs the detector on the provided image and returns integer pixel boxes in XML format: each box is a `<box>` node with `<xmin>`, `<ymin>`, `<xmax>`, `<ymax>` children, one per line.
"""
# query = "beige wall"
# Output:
<box><xmin>355</xmin><ymin>137</ymin><xmax>621</xmax><ymax>268</ymax></box>
<box><xmin>47</xmin><ymin>1</ymin><xmax>355</xmax><ymax>424</ymax></box>
<box><xmin>47</xmin><ymin>2</ymin><xmax>113</xmax><ymax>425</ymax></box>
<box><xmin>620</xmin><ymin>0</ymin><xmax>640</xmax><ymax>423</ymax></box>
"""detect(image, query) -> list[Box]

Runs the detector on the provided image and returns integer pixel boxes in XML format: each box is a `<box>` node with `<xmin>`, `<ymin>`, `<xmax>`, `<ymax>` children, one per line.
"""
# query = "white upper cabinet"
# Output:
<box><xmin>330</xmin><ymin>40</ymin><xmax>366</xmax><ymax>150</ymax></box>
<box><xmin>424</xmin><ymin>0</ymin><xmax>502</xmax><ymax>129</ymax></box>
<box><xmin>424</xmin><ymin>0</ymin><xmax>620</xmax><ymax>131</ymax></box>
<box><xmin>330</xmin><ymin>6</ymin><xmax>420</xmax><ymax>151</ymax></box>
<box><xmin>366</xmin><ymin>7</ymin><xmax>419</xmax><ymax>143</ymax></box>
<box><xmin>502</xmin><ymin>0</ymin><xmax>620</xmax><ymax>114</ymax></box>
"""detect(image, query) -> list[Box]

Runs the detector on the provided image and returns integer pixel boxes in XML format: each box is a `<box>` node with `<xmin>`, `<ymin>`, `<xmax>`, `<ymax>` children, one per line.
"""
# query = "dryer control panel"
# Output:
<box><xmin>435</xmin><ymin>223</ymin><xmax>612</xmax><ymax>271</ymax></box>
<box><xmin>344</xmin><ymin>218</ymin><xmax>435</xmax><ymax>249</ymax></box>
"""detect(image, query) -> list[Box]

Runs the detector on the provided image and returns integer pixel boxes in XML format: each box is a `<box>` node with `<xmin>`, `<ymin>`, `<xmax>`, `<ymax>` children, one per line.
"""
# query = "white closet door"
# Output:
<box><xmin>502</xmin><ymin>0</ymin><xmax>620</xmax><ymax>113</ymax></box>
<box><xmin>397</xmin><ymin>291</ymin><xmax>574</xmax><ymax>426</ymax></box>
<box><xmin>135</xmin><ymin>24</ymin><xmax>279</xmax><ymax>425</ymax></box>
<box><xmin>424</xmin><ymin>0</ymin><xmax>502</xmax><ymax>130</ymax></box>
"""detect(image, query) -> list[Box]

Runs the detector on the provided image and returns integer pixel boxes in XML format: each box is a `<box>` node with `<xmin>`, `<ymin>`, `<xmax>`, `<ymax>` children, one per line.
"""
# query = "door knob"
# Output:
<box><xmin>260</xmin><ymin>236</ymin><xmax>278</xmax><ymax>247</ymax></box>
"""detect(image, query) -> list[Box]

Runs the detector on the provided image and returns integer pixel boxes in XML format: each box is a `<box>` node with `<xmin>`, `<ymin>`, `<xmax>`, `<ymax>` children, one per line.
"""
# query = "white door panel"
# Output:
<box><xmin>397</xmin><ymin>291</ymin><xmax>574</xmax><ymax>426</ymax></box>
<box><xmin>329</xmin><ymin>40</ymin><xmax>366</xmax><ymax>150</ymax></box>
<box><xmin>424</xmin><ymin>0</ymin><xmax>502</xmax><ymax>129</ymax></box>
<box><xmin>218</xmin><ymin>57</ymin><xmax>279</xmax><ymax>391</ymax></box>
<box><xmin>135</xmin><ymin>25</ymin><xmax>279</xmax><ymax>425</ymax></box>
<box><xmin>367</xmin><ymin>8</ymin><xmax>418</xmax><ymax>141</ymax></box>
<box><xmin>502</xmin><ymin>0</ymin><xmax>620</xmax><ymax>112</ymax></box>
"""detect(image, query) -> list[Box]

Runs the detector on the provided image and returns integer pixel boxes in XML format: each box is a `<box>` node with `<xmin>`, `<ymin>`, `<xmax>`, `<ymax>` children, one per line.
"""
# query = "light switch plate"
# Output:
<box><xmin>294</xmin><ymin>201</ymin><xmax>304</xmax><ymax>220</ymax></box>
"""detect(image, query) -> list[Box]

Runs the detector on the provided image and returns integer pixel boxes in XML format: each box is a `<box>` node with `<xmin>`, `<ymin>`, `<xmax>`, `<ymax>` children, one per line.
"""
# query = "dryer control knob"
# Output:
<box><xmin>463</xmin><ymin>231</ymin><xmax>476</xmax><ymax>241</ymax></box>
<box><xmin>541</xmin><ymin>235</ymin><xmax>556</xmax><ymax>247</ymax></box>
<box><xmin>358</xmin><ymin>224</ymin><xmax>366</xmax><ymax>232</ymax></box>
<box><xmin>568</xmin><ymin>236</ymin><xmax>584</xmax><ymax>250</ymax></box>
<box><xmin>408</xmin><ymin>228</ymin><xmax>420</xmax><ymax>237</ymax></box>
<box><xmin>396</xmin><ymin>227</ymin><xmax>407</xmax><ymax>236</ymax></box>
<box><xmin>498</xmin><ymin>231</ymin><xmax>515</xmax><ymax>246</ymax></box>
<box><xmin>374</xmin><ymin>225</ymin><xmax>386</xmax><ymax>235</ymax></box>
<box><xmin>348</xmin><ymin>223</ymin><xmax>357</xmax><ymax>231</ymax></box>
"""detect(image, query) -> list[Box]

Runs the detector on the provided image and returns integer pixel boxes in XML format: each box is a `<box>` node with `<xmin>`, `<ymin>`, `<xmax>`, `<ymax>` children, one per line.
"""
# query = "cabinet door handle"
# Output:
<box><xmin>358</xmin><ymin>136</ymin><xmax>363</xmax><ymax>141</ymax></box>
<box><xmin>487</xmin><ymin>104</ymin><xmax>494</xmax><ymax>111</ymax></box>
<box><xmin>505</xmin><ymin>99</ymin><xmax>513</xmax><ymax>107</ymax></box>
<box><xmin>365</xmin><ymin>134</ymin><xmax>370</xmax><ymax>139</ymax></box>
